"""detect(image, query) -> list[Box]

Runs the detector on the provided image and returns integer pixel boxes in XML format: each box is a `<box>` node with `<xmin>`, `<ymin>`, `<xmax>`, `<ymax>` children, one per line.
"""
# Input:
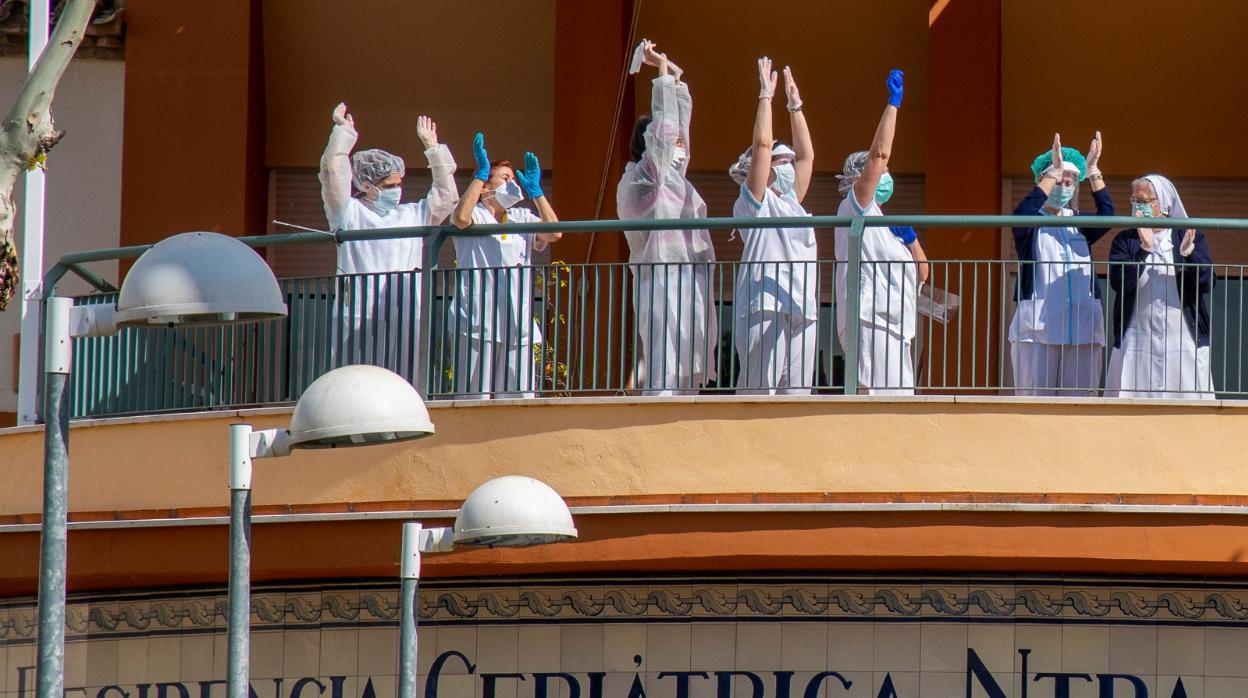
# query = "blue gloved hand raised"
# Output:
<box><xmin>515</xmin><ymin>151</ymin><xmax>544</xmax><ymax>199</ymax></box>
<box><xmin>889</xmin><ymin>225</ymin><xmax>917</xmax><ymax>245</ymax></box>
<box><xmin>886</xmin><ymin>69</ymin><xmax>904</xmax><ymax>109</ymax></box>
<box><xmin>472</xmin><ymin>132</ymin><xmax>491</xmax><ymax>182</ymax></box>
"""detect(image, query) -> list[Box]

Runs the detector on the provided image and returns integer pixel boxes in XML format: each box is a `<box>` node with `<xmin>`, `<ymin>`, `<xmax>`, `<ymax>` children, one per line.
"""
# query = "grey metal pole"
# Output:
<box><xmin>227</xmin><ymin>424</ymin><xmax>254</xmax><ymax>698</ymax></box>
<box><xmin>35</xmin><ymin>297</ymin><xmax>72</xmax><ymax>698</ymax></box>
<box><xmin>398</xmin><ymin>522</ymin><xmax>423</xmax><ymax>698</ymax></box>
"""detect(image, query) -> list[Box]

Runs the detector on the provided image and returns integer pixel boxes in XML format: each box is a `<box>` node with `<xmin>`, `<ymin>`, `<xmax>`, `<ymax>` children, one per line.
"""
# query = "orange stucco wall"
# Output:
<box><xmin>119</xmin><ymin>0</ymin><xmax>266</xmax><ymax>247</ymax></box>
<box><xmin>1002</xmin><ymin>1</ymin><xmax>1248</xmax><ymax>179</ymax></box>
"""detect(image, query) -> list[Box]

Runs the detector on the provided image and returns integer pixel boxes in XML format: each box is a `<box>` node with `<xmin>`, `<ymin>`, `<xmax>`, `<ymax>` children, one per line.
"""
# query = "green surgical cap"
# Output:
<box><xmin>1031</xmin><ymin>147</ymin><xmax>1087</xmax><ymax>183</ymax></box>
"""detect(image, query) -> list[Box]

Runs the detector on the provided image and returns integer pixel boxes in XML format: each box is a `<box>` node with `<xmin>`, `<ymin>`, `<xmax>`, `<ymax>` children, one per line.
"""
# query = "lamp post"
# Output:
<box><xmin>397</xmin><ymin>476</ymin><xmax>578</xmax><ymax>698</ymax></box>
<box><xmin>225</xmin><ymin>364</ymin><xmax>437</xmax><ymax>698</ymax></box>
<box><xmin>35</xmin><ymin>233</ymin><xmax>288</xmax><ymax>698</ymax></box>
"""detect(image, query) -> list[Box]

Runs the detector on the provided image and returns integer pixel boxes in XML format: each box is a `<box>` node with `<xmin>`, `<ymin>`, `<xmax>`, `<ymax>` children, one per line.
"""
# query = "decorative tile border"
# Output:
<box><xmin>2</xmin><ymin>577</ymin><xmax>1248</xmax><ymax>644</ymax></box>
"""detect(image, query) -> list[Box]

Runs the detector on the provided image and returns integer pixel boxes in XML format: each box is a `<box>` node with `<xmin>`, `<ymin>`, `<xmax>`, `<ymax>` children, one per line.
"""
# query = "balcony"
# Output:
<box><xmin>51</xmin><ymin>214</ymin><xmax>1248</xmax><ymax>417</ymax></box>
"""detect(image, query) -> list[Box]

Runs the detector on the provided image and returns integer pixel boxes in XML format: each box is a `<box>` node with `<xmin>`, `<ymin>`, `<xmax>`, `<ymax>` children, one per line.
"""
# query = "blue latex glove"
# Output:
<box><xmin>472</xmin><ymin>132</ymin><xmax>491</xmax><ymax>182</ymax></box>
<box><xmin>515</xmin><ymin>151</ymin><xmax>544</xmax><ymax>199</ymax></box>
<box><xmin>886</xmin><ymin>69</ymin><xmax>904</xmax><ymax>109</ymax></box>
<box><xmin>889</xmin><ymin>225</ymin><xmax>917</xmax><ymax>245</ymax></box>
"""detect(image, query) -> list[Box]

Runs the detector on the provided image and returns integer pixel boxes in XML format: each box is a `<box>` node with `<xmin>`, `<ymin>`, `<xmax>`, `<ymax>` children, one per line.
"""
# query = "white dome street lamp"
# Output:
<box><xmin>396</xmin><ymin>477</ymin><xmax>578</xmax><ymax>698</ymax></box>
<box><xmin>226</xmin><ymin>364</ymin><xmax>434</xmax><ymax>698</ymax></box>
<box><xmin>37</xmin><ymin>233</ymin><xmax>288</xmax><ymax>698</ymax></box>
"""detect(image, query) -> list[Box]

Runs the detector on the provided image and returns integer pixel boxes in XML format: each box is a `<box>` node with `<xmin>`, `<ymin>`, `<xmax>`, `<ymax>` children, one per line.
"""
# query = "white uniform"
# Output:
<box><xmin>451</xmin><ymin>204</ymin><xmax>543</xmax><ymax>398</ymax></box>
<box><xmin>319</xmin><ymin>123</ymin><xmax>458</xmax><ymax>378</ymax></box>
<box><xmin>732</xmin><ymin>187</ymin><xmax>818</xmax><ymax>395</ymax></box>
<box><xmin>1009</xmin><ymin>208</ymin><xmax>1105</xmax><ymax>396</ymax></box>
<box><xmin>616</xmin><ymin>75</ymin><xmax>717</xmax><ymax>396</ymax></box>
<box><xmin>1105</xmin><ymin>233</ymin><xmax>1213</xmax><ymax>399</ymax></box>
<box><xmin>834</xmin><ymin>193</ymin><xmax>919</xmax><ymax>395</ymax></box>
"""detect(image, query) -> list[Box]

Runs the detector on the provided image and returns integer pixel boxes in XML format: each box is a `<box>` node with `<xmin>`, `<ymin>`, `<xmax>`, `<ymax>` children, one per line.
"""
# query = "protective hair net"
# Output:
<box><xmin>728</xmin><ymin>147</ymin><xmax>753</xmax><ymax>185</ymax></box>
<box><xmin>1142</xmin><ymin>174</ymin><xmax>1189</xmax><ymax>219</ymax></box>
<box><xmin>351</xmin><ymin>149</ymin><xmax>406</xmax><ymax>192</ymax></box>
<box><xmin>1030</xmin><ymin>147</ymin><xmax>1087</xmax><ymax>183</ymax></box>
<box><xmin>836</xmin><ymin>151</ymin><xmax>870</xmax><ymax>193</ymax></box>
<box><xmin>728</xmin><ymin>144</ymin><xmax>798</xmax><ymax>184</ymax></box>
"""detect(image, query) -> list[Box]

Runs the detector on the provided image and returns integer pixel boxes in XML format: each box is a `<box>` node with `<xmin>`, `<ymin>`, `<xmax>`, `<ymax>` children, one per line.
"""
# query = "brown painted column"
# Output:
<box><xmin>549</xmin><ymin>0</ymin><xmax>636</xmax><ymax>390</ymax></box>
<box><xmin>118</xmin><ymin>0</ymin><xmax>266</xmax><ymax>257</ymax></box>
<box><xmin>925</xmin><ymin>0</ymin><xmax>1003</xmax><ymax>390</ymax></box>
<box><xmin>551</xmin><ymin>0</ymin><xmax>635</xmax><ymax>265</ymax></box>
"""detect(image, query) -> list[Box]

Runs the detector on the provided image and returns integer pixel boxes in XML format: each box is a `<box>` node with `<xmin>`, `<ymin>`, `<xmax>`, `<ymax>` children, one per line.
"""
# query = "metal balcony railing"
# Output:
<box><xmin>49</xmin><ymin>214</ymin><xmax>1248</xmax><ymax>418</ymax></box>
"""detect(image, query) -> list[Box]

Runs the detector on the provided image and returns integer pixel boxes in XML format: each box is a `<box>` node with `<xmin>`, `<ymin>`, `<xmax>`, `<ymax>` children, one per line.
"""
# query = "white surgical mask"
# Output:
<box><xmin>671</xmin><ymin>146</ymin><xmax>688</xmax><ymax>169</ymax></box>
<box><xmin>771</xmin><ymin>163</ymin><xmax>796</xmax><ymax>196</ymax></box>
<box><xmin>489</xmin><ymin>179</ymin><xmax>524</xmax><ymax>209</ymax></box>
<box><xmin>372</xmin><ymin>187</ymin><xmax>401</xmax><ymax>213</ymax></box>
<box><xmin>1046</xmin><ymin>184</ymin><xmax>1075</xmax><ymax>209</ymax></box>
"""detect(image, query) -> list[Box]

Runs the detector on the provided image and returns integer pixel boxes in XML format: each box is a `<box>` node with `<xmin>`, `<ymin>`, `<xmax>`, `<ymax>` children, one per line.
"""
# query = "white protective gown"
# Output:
<box><xmin>319</xmin><ymin>122</ymin><xmax>458</xmax><ymax>377</ymax></box>
<box><xmin>834</xmin><ymin>192</ymin><xmax>919</xmax><ymax>395</ymax></box>
<box><xmin>450</xmin><ymin>204</ymin><xmax>544</xmax><ymax>398</ymax></box>
<box><xmin>1105</xmin><ymin>233</ymin><xmax>1213</xmax><ymax>399</ymax></box>
<box><xmin>616</xmin><ymin>74</ymin><xmax>718</xmax><ymax>396</ymax></box>
<box><xmin>732</xmin><ymin>187</ymin><xmax>818</xmax><ymax>395</ymax></box>
<box><xmin>1008</xmin><ymin>208</ymin><xmax>1105</xmax><ymax>396</ymax></box>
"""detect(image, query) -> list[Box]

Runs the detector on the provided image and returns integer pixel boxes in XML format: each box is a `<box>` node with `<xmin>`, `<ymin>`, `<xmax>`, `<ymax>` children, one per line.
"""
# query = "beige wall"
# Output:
<box><xmin>1002</xmin><ymin>1</ymin><xmax>1248</xmax><ymax>179</ymax></box>
<box><xmin>2</xmin><ymin>398</ymin><xmax>1247</xmax><ymax>515</ymax></box>
<box><xmin>263</xmin><ymin>0</ymin><xmax>556</xmax><ymax>171</ymax></box>
<box><xmin>0</xmin><ymin>57</ymin><xmax>124</xmax><ymax>413</ymax></box>
<box><xmin>631</xmin><ymin>0</ymin><xmax>929</xmax><ymax>174</ymax></box>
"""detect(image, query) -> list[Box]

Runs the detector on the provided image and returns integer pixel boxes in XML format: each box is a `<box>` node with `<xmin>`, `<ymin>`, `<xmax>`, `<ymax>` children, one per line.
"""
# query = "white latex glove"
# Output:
<box><xmin>332</xmin><ymin>102</ymin><xmax>354</xmax><ymax>129</ymax></box>
<box><xmin>757</xmin><ymin>57</ymin><xmax>777</xmax><ymax>99</ymax></box>
<box><xmin>783</xmin><ymin>66</ymin><xmax>803</xmax><ymax>111</ymax></box>
<box><xmin>416</xmin><ymin>115</ymin><xmax>438</xmax><ymax>149</ymax></box>
<box><xmin>1086</xmin><ymin>130</ymin><xmax>1102</xmax><ymax>177</ymax></box>
<box><xmin>1180</xmin><ymin>228</ymin><xmax>1196</xmax><ymax>257</ymax></box>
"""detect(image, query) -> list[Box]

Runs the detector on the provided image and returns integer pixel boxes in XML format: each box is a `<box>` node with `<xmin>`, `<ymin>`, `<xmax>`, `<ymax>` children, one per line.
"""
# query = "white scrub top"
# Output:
<box><xmin>1009</xmin><ymin>208</ymin><xmax>1105</xmax><ymax>346</ymax></box>
<box><xmin>451</xmin><ymin>204</ymin><xmax>543</xmax><ymax>345</ymax></box>
<box><xmin>834</xmin><ymin>193</ymin><xmax>919</xmax><ymax>339</ymax></box>
<box><xmin>732</xmin><ymin>187</ymin><xmax>818</xmax><ymax>321</ymax></box>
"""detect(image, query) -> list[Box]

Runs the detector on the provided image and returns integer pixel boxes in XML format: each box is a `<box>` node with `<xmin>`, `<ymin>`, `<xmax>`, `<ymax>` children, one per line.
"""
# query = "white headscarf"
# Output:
<box><xmin>1142</xmin><ymin>174</ymin><xmax>1189</xmax><ymax>219</ymax></box>
<box><xmin>1142</xmin><ymin>174</ymin><xmax>1195</xmax><ymax>255</ymax></box>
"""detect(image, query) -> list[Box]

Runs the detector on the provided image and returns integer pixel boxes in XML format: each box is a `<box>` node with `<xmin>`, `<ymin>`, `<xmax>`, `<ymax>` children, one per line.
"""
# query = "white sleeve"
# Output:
<box><xmin>422</xmin><ymin>144</ymin><xmax>459</xmax><ymax>225</ymax></box>
<box><xmin>318</xmin><ymin>123</ymin><xmax>358</xmax><ymax>231</ymax></box>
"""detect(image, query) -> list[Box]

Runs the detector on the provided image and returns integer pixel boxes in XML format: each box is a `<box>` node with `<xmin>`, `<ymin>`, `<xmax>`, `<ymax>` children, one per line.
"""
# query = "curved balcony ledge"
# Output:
<box><xmin>3</xmin><ymin>395</ymin><xmax>1247</xmax><ymax>518</ymax></box>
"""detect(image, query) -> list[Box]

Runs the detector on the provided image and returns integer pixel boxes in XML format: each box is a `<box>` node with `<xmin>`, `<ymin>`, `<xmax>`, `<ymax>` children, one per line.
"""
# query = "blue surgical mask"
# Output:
<box><xmin>770</xmin><ymin>163</ymin><xmax>795</xmax><ymax>196</ymax></box>
<box><xmin>874</xmin><ymin>172</ymin><xmax>894</xmax><ymax>205</ymax></box>
<box><xmin>373</xmin><ymin>187</ymin><xmax>401</xmax><ymax>213</ymax></box>
<box><xmin>1131</xmin><ymin>202</ymin><xmax>1155</xmax><ymax>218</ymax></box>
<box><xmin>1046</xmin><ymin>184</ymin><xmax>1075</xmax><ymax>209</ymax></box>
<box><xmin>489</xmin><ymin>179</ymin><xmax>525</xmax><ymax>209</ymax></box>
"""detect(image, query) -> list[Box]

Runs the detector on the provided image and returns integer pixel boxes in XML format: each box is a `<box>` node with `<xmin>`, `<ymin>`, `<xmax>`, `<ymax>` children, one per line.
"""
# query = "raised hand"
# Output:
<box><xmin>1050</xmin><ymin>133</ymin><xmax>1064</xmax><ymax>172</ymax></box>
<box><xmin>1086</xmin><ymin>130</ymin><xmax>1102</xmax><ymax>174</ymax></box>
<box><xmin>783</xmin><ymin>66</ymin><xmax>803</xmax><ymax>112</ymax></box>
<box><xmin>758</xmin><ymin>57</ymin><xmax>778</xmax><ymax>99</ymax></box>
<box><xmin>416</xmin><ymin>116</ymin><xmax>438</xmax><ymax>149</ymax></box>
<box><xmin>515</xmin><ymin>151</ymin><xmax>544</xmax><ymax>199</ymax></box>
<box><xmin>642</xmin><ymin>40</ymin><xmax>663</xmax><ymax>67</ymax></box>
<box><xmin>472</xmin><ymin>132</ymin><xmax>491</xmax><ymax>182</ymax></box>
<box><xmin>332</xmin><ymin>102</ymin><xmax>354</xmax><ymax>129</ymax></box>
<box><xmin>886</xmin><ymin>69</ymin><xmax>904</xmax><ymax>108</ymax></box>
<box><xmin>1181</xmin><ymin>228</ymin><xmax>1197</xmax><ymax>256</ymax></box>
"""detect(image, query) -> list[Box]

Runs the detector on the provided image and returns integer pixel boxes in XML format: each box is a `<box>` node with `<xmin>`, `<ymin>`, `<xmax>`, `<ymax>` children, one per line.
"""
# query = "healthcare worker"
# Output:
<box><xmin>1105</xmin><ymin>175</ymin><xmax>1214</xmax><ymax>398</ymax></box>
<box><xmin>616</xmin><ymin>40</ymin><xmax>717</xmax><ymax>396</ymax></box>
<box><xmin>833</xmin><ymin>69</ymin><xmax>929</xmax><ymax>395</ymax></box>
<box><xmin>1009</xmin><ymin>132</ymin><xmax>1114</xmax><ymax>396</ymax></box>
<box><xmin>449</xmin><ymin>133</ymin><xmax>561</xmax><ymax>399</ymax></box>
<box><xmin>730</xmin><ymin>57</ymin><xmax>817</xmax><ymax>395</ymax></box>
<box><xmin>319</xmin><ymin>103</ymin><xmax>458</xmax><ymax>377</ymax></box>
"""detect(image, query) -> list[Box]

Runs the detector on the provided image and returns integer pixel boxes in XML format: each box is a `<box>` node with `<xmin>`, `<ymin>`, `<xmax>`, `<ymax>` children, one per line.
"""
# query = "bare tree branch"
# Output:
<box><xmin>0</xmin><ymin>0</ymin><xmax>97</xmax><ymax>309</ymax></box>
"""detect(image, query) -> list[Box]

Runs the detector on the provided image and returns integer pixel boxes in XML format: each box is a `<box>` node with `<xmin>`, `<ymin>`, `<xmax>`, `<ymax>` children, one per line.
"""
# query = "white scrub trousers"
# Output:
<box><xmin>454</xmin><ymin>334</ymin><xmax>536</xmax><ymax>399</ymax></box>
<box><xmin>1011</xmin><ymin>342</ymin><xmax>1102</xmax><ymax>396</ymax></box>
<box><xmin>841</xmin><ymin>324</ymin><xmax>915</xmax><ymax>396</ymax></box>
<box><xmin>734</xmin><ymin>311</ymin><xmax>817</xmax><ymax>395</ymax></box>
